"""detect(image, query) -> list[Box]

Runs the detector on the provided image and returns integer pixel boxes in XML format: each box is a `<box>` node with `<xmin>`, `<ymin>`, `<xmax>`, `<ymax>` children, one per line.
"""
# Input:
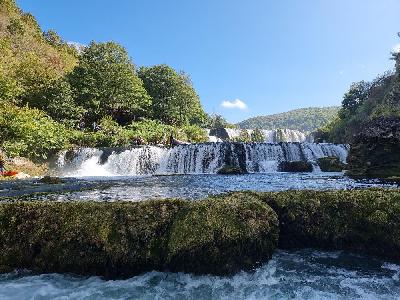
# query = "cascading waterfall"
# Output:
<box><xmin>56</xmin><ymin>142</ymin><xmax>349</xmax><ymax>177</ymax></box>
<box><xmin>217</xmin><ymin>128</ymin><xmax>309</xmax><ymax>142</ymax></box>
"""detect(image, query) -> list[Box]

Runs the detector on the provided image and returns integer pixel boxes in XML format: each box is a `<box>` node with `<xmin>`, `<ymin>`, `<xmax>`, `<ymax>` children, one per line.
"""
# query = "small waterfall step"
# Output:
<box><xmin>56</xmin><ymin>142</ymin><xmax>349</xmax><ymax>177</ymax></box>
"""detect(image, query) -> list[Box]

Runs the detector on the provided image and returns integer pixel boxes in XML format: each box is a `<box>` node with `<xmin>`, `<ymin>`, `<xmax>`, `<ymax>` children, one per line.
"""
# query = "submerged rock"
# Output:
<box><xmin>278</xmin><ymin>161</ymin><xmax>313</xmax><ymax>172</ymax></box>
<box><xmin>317</xmin><ymin>156</ymin><xmax>345</xmax><ymax>172</ymax></box>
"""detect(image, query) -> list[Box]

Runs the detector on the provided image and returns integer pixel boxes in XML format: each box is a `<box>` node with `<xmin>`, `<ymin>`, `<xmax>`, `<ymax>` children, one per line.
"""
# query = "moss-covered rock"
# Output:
<box><xmin>258</xmin><ymin>189</ymin><xmax>400</xmax><ymax>262</ymax></box>
<box><xmin>317</xmin><ymin>156</ymin><xmax>345</xmax><ymax>172</ymax></box>
<box><xmin>0</xmin><ymin>194</ymin><xmax>278</xmax><ymax>278</ymax></box>
<box><xmin>167</xmin><ymin>193</ymin><xmax>279</xmax><ymax>275</ymax></box>
<box><xmin>278</xmin><ymin>161</ymin><xmax>313</xmax><ymax>172</ymax></box>
<box><xmin>217</xmin><ymin>165</ymin><xmax>246</xmax><ymax>175</ymax></box>
<box><xmin>0</xmin><ymin>199</ymin><xmax>186</xmax><ymax>278</ymax></box>
<box><xmin>39</xmin><ymin>176</ymin><xmax>64</xmax><ymax>184</ymax></box>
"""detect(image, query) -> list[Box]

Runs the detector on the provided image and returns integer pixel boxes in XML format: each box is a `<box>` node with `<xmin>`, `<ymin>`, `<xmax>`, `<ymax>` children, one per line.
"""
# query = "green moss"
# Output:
<box><xmin>167</xmin><ymin>193</ymin><xmax>279</xmax><ymax>275</ymax></box>
<box><xmin>258</xmin><ymin>189</ymin><xmax>400</xmax><ymax>262</ymax></box>
<box><xmin>1</xmin><ymin>189</ymin><xmax>400</xmax><ymax>277</ymax></box>
<box><xmin>0</xmin><ymin>194</ymin><xmax>278</xmax><ymax>278</ymax></box>
<box><xmin>0</xmin><ymin>199</ymin><xmax>186</xmax><ymax>278</ymax></box>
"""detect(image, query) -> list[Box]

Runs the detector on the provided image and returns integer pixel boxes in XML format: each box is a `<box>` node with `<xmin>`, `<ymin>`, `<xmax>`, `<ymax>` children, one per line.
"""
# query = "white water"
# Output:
<box><xmin>222</xmin><ymin>128</ymin><xmax>309</xmax><ymax>142</ymax></box>
<box><xmin>1</xmin><ymin>250</ymin><xmax>399</xmax><ymax>300</ymax></box>
<box><xmin>56</xmin><ymin>143</ymin><xmax>349</xmax><ymax>177</ymax></box>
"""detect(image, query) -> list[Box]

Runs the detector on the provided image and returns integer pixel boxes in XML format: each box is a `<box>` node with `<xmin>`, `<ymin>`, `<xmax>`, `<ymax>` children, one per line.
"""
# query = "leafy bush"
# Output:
<box><xmin>0</xmin><ymin>103</ymin><xmax>70</xmax><ymax>160</ymax></box>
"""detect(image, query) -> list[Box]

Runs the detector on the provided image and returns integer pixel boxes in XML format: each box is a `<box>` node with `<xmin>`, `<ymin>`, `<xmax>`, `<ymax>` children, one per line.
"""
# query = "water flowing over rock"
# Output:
<box><xmin>56</xmin><ymin>143</ymin><xmax>349</xmax><ymax>177</ymax></box>
<box><xmin>209</xmin><ymin>128</ymin><xmax>311</xmax><ymax>142</ymax></box>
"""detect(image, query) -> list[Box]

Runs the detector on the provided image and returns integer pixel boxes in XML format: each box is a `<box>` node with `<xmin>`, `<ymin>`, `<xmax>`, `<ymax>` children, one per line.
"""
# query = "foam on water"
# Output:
<box><xmin>1</xmin><ymin>250</ymin><xmax>399</xmax><ymax>300</ymax></box>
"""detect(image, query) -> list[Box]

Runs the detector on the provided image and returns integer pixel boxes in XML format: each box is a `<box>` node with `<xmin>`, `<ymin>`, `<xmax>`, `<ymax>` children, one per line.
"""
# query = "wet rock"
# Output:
<box><xmin>278</xmin><ymin>161</ymin><xmax>313</xmax><ymax>172</ymax></box>
<box><xmin>217</xmin><ymin>165</ymin><xmax>246</xmax><ymax>175</ymax></box>
<box><xmin>317</xmin><ymin>157</ymin><xmax>345</xmax><ymax>172</ymax></box>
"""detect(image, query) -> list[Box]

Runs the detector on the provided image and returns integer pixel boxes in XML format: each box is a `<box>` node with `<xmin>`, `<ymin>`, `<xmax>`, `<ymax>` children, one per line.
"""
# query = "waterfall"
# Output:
<box><xmin>208</xmin><ymin>128</ymin><xmax>309</xmax><ymax>142</ymax></box>
<box><xmin>56</xmin><ymin>143</ymin><xmax>349</xmax><ymax>177</ymax></box>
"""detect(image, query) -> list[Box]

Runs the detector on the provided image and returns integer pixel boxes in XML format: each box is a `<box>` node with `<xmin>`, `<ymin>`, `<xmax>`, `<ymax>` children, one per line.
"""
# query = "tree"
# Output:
<box><xmin>138</xmin><ymin>64</ymin><xmax>206</xmax><ymax>126</ymax></box>
<box><xmin>251</xmin><ymin>128</ymin><xmax>265</xmax><ymax>142</ymax></box>
<box><xmin>36</xmin><ymin>78</ymin><xmax>85</xmax><ymax>127</ymax></box>
<box><xmin>68</xmin><ymin>41</ymin><xmax>151</xmax><ymax>124</ymax></box>
<box><xmin>339</xmin><ymin>81</ymin><xmax>370</xmax><ymax>118</ymax></box>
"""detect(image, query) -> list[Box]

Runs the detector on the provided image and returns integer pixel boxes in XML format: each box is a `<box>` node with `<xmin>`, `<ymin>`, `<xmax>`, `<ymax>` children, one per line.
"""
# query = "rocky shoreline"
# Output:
<box><xmin>0</xmin><ymin>189</ymin><xmax>399</xmax><ymax>279</ymax></box>
<box><xmin>347</xmin><ymin>117</ymin><xmax>400</xmax><ymax>180</ymax></box>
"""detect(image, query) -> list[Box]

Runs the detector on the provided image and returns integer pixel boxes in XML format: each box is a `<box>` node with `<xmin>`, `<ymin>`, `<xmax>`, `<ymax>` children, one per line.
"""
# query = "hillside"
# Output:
<box><xmin>237</xmin><ymin>107</ymin><xmax>340</xmax><ymax>132</ymax></box>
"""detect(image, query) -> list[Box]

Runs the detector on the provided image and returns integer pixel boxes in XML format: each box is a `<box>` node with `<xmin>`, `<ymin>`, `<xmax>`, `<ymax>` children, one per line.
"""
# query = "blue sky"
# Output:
<box><xmin>17</xmin><ymin>0</ymin><xmax>400</xmax><ymax>123</ymax></box>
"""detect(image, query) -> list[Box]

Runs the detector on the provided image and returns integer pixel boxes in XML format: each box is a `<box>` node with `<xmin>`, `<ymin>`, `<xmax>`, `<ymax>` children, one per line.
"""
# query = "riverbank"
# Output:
<box><xmin>1</xmin><ymin>189</ymin><xmax>399</xmax><ymax>278</ymax></box>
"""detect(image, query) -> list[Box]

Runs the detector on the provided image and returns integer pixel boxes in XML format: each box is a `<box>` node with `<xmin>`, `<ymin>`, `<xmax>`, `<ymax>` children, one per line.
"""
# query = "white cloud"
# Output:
<box><xmin>221</xmin><ymin>99</ymin><xmax>248</xmax><ymax>110</ymax></box>
<box><xmin>393</xmin><ymin>43</ymin><xmax>400</xmax><ymax>53</ymax></box>
<box><xmin>67</xmin><ymin>41</ymin><xmax>86</xmax><ymax>52</ymax></box>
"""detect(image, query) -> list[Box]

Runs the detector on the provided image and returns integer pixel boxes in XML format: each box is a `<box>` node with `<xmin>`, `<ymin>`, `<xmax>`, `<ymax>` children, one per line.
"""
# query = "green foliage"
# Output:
<box><xmin>138</xmin><ymin>65</ymin><xmax>206</xmax><ymax>126</ymax></box>
<box><xmin>127</xmin><ymin>119</ymin><xmax>172</xmax><ymax>145</ymax></box>
<box><xmin>32</xmin><ymin>78</ymin><xmax>85</xmax><ymax>127</ymax></box>
<box><xmin>0</xmin><ymin>103</ymin><xmax>70</xmax><ymax>160</ymax></box>
<box><xmin>181</xmin><ymin>124</ymin><xmax>208</xmax><ymax>143</ymax></box>
<box><xmin>238</xmin><ymin>107</ymin><xmax>340</xmax><ymax>132</ymax></box>
<box><xmin>232</xmin><ymin>129</ymin><xmax>251</xmax><ymax>142</ymax></box>
<box><xmin>251</xmin><ymin>128</ymin><xmax>265</xmax><ymax>142</ymax></box>
<box><xmin>0</xmin><ymin>1</ymin><xmax>211</xmax><ymax>158</ymax></box>
<box><xmin>206</xmin><ymin>114</ymin><xmax>235</xmax><ymax>129</ymax></box>
<box><xmin>68</xmin><ymin>42</ymin><xmax>151</xmax><ymax>124</ymax></box>
<box><xmin>323</xmin><ymin>64</ymin><xmax>399</xmax><ymax>143</ymax></box>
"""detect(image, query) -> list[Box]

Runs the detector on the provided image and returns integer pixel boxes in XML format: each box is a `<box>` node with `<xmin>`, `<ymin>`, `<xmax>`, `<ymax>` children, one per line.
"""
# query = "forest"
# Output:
<box><xmin>237</xmin><ymin>107</ymin><xmax>340</xmax><ymax>132</ymax></box>
<box><xmin>0</xmin><ymin>0</ymin><xmax>215</xmax><ymax>160</ymax></box>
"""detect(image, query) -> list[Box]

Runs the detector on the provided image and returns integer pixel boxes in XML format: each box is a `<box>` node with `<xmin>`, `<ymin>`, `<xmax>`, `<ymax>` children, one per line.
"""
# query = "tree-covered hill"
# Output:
<box><xmin>237</xmin><ymin>107</ymin><xmax>340</xmax><ymax>132</ymax></box>
<box><xmin>0</xmin><ymin>0</ymin><xmax>210</xmax><ymax>160</ymax></box>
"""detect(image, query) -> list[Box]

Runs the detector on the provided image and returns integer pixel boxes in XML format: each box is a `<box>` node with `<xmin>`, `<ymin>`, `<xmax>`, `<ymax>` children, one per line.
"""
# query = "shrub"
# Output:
<box><xmin>0</xmin><ymin>103</ymin><xmax>70</xmax><ymax>160</ymax></box>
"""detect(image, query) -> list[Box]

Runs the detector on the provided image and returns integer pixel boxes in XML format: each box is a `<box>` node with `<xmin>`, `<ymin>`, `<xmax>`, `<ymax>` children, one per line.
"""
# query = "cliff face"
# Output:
<box><xmin>347</xmin><ymin>117</ymin><xmax>400</xmax><ymax>179</ymax></box>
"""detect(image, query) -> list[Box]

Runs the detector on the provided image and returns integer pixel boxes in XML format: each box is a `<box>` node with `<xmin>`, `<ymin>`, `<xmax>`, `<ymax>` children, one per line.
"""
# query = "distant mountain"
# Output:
<box><xmin>237</xmin><ymin>107</ymin><xmax>340</xmax><ymax>132</ymax></box>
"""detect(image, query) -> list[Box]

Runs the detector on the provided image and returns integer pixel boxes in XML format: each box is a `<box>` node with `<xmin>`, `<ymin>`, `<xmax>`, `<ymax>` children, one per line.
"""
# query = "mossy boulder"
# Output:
<box><xmin>317</xmin><ymin>156</ymin><xmax>345</xmax><ymax>172</ymax></box>
<box><xmin>0</xmin><ymin>194</ymin><xmax>278</xmax><ymax>278</ymax></box>
<box><xmin>278</xmin><ymin>161</ymin><xmax>313</xmax><ymax>172</ymax></box>
<box><xmin>39</xmin><ymin>176</ymin><xmax>64</xmax><ymax>184</ymax></box>
<box><xmin>0</xmin><ymin>199</ymin><xmax>186</xmax><ymax>278</ymax></box>
<box><xmin>217</xmin><ymin>165</ymin><xmax>246</xmax><ymax>175</ymax></box>
<box><xmin>167</xmin><ymin>193</ymin><xmax>279</xmax><ymax>275</ymax></box>
<box><xmin>258</xmin><ymin>189</ymin><xmax>400</xmax><ymax>262</ymax></box>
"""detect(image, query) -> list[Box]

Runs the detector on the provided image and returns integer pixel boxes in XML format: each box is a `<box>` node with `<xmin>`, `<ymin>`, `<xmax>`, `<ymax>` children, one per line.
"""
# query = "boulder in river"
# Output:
<box><xmin>278</xmin><ymin>161</ymin><xmax>313</xmax><ymax>172</ymax></box>
<box><xmin>317</xmin><ymin>156</ymin><xmax>345</xmax><ymax>172</ymax></box>
<box><xmin>0</xmin><ymin>194</ymin><xmax>278</xmax><ymax>278</ymax></box>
